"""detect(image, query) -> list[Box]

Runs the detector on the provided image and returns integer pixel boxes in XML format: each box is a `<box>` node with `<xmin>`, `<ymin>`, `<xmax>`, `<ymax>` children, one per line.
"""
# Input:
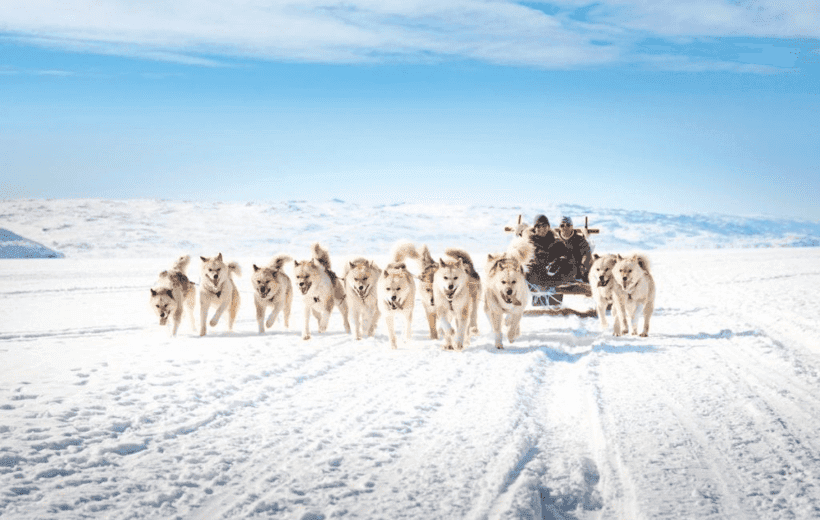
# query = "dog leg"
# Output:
<box><xmin>488</xmin><ymin>309</ymin><xmax>503</xmax><ymax>349</ymax></box>
<box><xmin>640</xmin><ymin>301</ymin><xmax>652</xmax><ymax>337</ymax></box>
<box><xmin>172</xmin><ymin>307</ymin><xmax>183</xmax><ymax>336</ymax></box>
<box><xmin>508</xmin><ymin>311</ymin><xmax>523</xmax><ymax>345</ymax></box>
<box><xmin>303</xmin><ymin>304</ymin><xmax>312</xmax><ymax>340</ymax></box>
<box><xmin>339</xmin><ymin>298</ymin><xmax>351</xmax><ymax>335</ymax></box>
<box><xmin>352</xmin><ymin>306</ymin><xmax>363</xmax><ymax>340</ymax></box>
<box><xmin>386</xmin><ymin>314</ymin><xmax>397</xmax><ymax>349</ymax></box>
<box><xmin>366</xmin><ymin>308</ymin><xmax>380</xmax><ymax>338</ymax></box>
<box><xmin>404</xmin><ymin>309</ymin><xmax>413</xmax><ymax>342</ymax></box>
<box><xmin>426</xmin><ymin>311</ymin><xmax>438</xmax><ymax>340</ymax></box>
<box><xmin>228</xmin><ymin>288</ymin><xmax>240</xmax><ymax>331</ymax></box>
<box><xmin>283</xmin><ymin>289</ymin><xmax>292</xmax><ymax>329</ymax></box>
<box><xmin>186</xmin><ymin>289</ymin><xmax>197</xmax><ymax>332</ymax></box>
<box><xmin>265</xmin><ymin>301</ymin><xmax>279</xmax><ymax>330</ymax></box>
<box><xmin>255</xmin><ymin>300</ymin><xmax>266</xmax><ymax>334</ymax></box>
<box><xmin>199</xmin><ymin>294</ymin><xmax>209</xmax><ymax>336</ymax></box>
<box><xmin>437</xmin><ymin>313</ymin><xmax>454</xmax><ymax>350</ymax></box>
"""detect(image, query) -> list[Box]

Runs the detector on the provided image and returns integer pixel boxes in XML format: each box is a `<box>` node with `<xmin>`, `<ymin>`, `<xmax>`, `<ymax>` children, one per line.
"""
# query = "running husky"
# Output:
<box><xmin>612</xmin><ymin>253</ymin><xmax>656</xmax><ymax>337</ymax></box>
<box><xmin>199</xmin><ymin>253</ymin><xmax>242</xmax><ymax>336</ymax></box>
<box><xmin>433</xmin><ymin>248</ymin><xmax>481</xmax><ymax>351</ymax></box>
<box><xmin>393</xmin><ymin>242</ymin><xmax>439</xmax><ymax>339</ymax></box>
<box><xmin>344</xmin><ymin>258</ymin><xmax>381</xmax><ymax>340</ymax></box>
<box><xmin>293</xmin><ymin>243</ymin><xmax>351</xmax><ymax>340</ymax></box>
<box><xmin>378</xmin><ymin>257</ymin><xmax>416</xmax><ymax>349</ymax></box>
<box><xmin>484</xmin><ymin>236</ymin><xmax>533</xmax><ymax>349</ymax></box>
<box><xmin>150</xmin><ymin>255</ymin><xmax>196</xmax><ymax>336</ymax></box>
<box><xmin>589</xmin><ymin>253</ymin><xmax>627</xmax><ymax>335</ymax></box>
<box><xmin>251</xmin><ymin>254</ymin><xmax>293</xmax><ymax>334</ymax></box>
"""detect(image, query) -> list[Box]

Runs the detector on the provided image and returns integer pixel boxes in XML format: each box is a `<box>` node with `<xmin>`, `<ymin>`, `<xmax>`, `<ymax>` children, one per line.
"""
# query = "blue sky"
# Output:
<box><xmin>1</xmin><ymin>1</ymin><xmax>818</xmax><ymax>219</ymax></box>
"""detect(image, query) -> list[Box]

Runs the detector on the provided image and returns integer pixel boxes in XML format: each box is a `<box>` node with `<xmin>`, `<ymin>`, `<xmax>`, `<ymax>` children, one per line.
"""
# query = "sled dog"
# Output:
<box><xmin>251</xmin><ymin>254</ymin><xmax>293</xmax><ymax>334</ymax></box>
<box><xmin>433</xmin><ymin>248</ymin><xmax>481</xmax><ymax>351</ymax></box>
<box><xmin>150</xmin><ymin>255</ymin><xmax>196</xmax><ymax>336</ymax></box>
<box><xmin>612</xmin><ymin>254</ymin><xmax>656</xmax><ymax>337</ymax></box>
<box><xmin>484</xmin><ymin>236</ymin><xmax>533</xmax><ymax>349</ymax></box>
<box><xmin>378</xmin><ymin>260</ymin><xmax>415</xmax><ymax>349</ymax></box>
<box><xmin>589</xmin><ymin>253</ymin><xmax>627</xmax><ymax>335</ymax></box>
<box><xmin>344</xmin><ymin>258</ymin><xmax>381</xmax><ymax>340</ymax></box>
<box><xmin>199</xmin><ymin>253</ymin><xmax>242</xmax><ymax>336</ymax></box>
<box><xmin>293</xmin><ymin>243</ymin><xmax>350</xmax><ymax>340</ymax></box>
<box><xmin>393</xmin><ymin>242</ymin><xmax>439</xmax><ymax>339</ymax></box>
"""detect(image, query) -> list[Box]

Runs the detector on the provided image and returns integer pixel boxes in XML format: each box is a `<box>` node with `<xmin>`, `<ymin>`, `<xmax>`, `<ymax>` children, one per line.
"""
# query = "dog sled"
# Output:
<box><xmin>505</xmin><ymin>215</ymin><xmax>600</xmax><ymax>318</ymax></box>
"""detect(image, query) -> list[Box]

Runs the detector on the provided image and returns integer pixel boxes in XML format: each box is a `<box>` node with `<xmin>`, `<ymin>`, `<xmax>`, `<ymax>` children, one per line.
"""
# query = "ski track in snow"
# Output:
<box><xmin>1</xmin><ymin>202</ymin><xmax>820</xmax><ymax>519</ymax></box>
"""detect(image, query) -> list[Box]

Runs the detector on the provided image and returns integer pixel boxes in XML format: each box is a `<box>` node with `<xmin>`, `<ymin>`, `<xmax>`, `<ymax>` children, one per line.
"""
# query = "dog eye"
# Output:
<box><xmin>501</xmin><ymin>281</ymin><xmax>506</xmax><ymax>284</ymax></box>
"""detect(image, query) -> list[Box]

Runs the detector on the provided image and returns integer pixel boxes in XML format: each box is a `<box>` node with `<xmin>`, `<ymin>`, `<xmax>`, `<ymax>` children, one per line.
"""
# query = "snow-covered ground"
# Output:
<box><xmin>1</xmin><ymin>199</ymin><xmax>820</xmax><ymax>519</ymax></box>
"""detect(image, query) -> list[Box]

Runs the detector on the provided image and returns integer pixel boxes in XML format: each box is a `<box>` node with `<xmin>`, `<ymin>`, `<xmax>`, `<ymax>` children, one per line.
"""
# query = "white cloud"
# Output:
<box><xmin>0</xmin><ymin>1</ymin><xmax>815</xmax><ymax>70</ymax></box>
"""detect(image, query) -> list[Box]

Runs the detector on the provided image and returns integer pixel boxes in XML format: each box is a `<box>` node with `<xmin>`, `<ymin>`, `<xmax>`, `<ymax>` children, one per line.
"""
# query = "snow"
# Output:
<box><xmin>1</xmin><ymin>199</ymin><xmax>820</xmax><ymax>519</ymax></box>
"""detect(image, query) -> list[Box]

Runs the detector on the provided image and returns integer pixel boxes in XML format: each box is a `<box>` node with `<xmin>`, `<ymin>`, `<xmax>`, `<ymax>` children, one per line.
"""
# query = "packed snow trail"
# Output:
<box><xmin>2</xmin><ymin>249</ymin><xmax>820</xmax><ymax>517</ymax></box>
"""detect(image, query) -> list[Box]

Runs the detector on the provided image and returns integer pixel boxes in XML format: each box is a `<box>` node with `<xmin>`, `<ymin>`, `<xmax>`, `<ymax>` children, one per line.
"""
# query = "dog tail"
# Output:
<box><xmin>632</xmin><ymin>253</ymin><xmax>651</xmax><ymax>273</ymax></box>
<box><xmin>506</xmin><ymin>236</ymin><xmax>534</xmax><ymax>270</ymax></box>
<box><xmin>172</xmin><ymin>255</ymin><xmax>191</xmax><ymax>274</ymax></box>
<box><xmin>391</xmin><ymin>241</ymin><xmax>420</xmax><ymax>264</ymax></box>
<box><xmin>269</xmin><ymin>254</ymin><xmax>293</xmax><ymax>272</ymax></box>
<box><xmin>228</xmin><ymin>261</ymin><xmax>242</xmax><ymax>277</ymax></box>
<box><xmin>311</xmin><ymin>242</ymin><xmax>332</xmax><ymax>272</ymax></box>
<box><xmin>444</xmin><ymin>248</ymin><xmax>480</xmax><ymax>280</ymax></box>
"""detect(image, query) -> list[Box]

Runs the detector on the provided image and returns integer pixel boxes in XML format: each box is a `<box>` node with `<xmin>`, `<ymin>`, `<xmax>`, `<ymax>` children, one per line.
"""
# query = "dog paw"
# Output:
<box><xmin>303</xmin><ymin>334</ymin><xmax>311</xmax><ymax>340</ymax></box>
<box><xmin>209</xmin><ymin>319</ymin><xmax>218</xmax><ymax>327</ymax></box>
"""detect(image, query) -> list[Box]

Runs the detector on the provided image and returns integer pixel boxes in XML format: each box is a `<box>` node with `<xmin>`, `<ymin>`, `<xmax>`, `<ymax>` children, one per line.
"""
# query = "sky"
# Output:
<box><xmin>1</xmin><ymin>1</ymin><xmax>819</xmax><ymax>219</ymax></box>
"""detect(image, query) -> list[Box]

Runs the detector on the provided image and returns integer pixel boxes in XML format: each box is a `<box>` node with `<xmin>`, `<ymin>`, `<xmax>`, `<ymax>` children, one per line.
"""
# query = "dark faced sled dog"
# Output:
<box><xmin>433</xmin><ymin>248</ymin><xmax>481</xmax><ymax>351</ymax></box>
<box><xmin>484</xmin><ymin>235</ymin><xmax>534</xmax><ymax>349</ymax></box>
<box><xmin>251</xmin><ymin>254</ymin><xmax>293</xmax><ymax>334</ymax></box>
<box><xmin>199</xmin><ymin>253</ymin><xmax>242</xmax><ymax>336</ymax></box>
<box><xmin>293</xmin><ymin>243</ymin><xmax>351</xmax><ymax>340</ymax></box>
<box><xmin>150</xmin><ymin>255</ymin><xmax>196</xmax><ymax>336</ymax></box>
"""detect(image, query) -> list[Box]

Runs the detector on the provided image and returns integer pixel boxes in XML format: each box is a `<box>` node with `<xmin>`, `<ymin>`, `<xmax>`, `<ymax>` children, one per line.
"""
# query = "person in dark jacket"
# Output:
<box><xmin>525</xmin><ymin>214</ymin><xmax>565</xmax><ymax>306</ymax></box>
<box><xmin>554</xmin><ymin>216</ymin><xmax>592</xmax><ymax>283</ymax></box>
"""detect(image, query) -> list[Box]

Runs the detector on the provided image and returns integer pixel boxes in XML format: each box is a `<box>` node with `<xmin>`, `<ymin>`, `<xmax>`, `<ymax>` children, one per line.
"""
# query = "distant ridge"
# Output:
<box><xmin>0</xmin><ymin>228</ymin><xmax>64</xmax><ymax>259</ymax></box>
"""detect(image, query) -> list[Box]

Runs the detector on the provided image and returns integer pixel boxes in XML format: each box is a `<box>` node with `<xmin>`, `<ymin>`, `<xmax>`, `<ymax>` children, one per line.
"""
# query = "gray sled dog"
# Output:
<box><xmin>251</xmin><ymin>254</ymin><xmax>293</xmax><ymax>334</ymax></box>
<box><xmin>199</xmin><ymin>253</ymin><xmax>242</xmax><ymax>336</ymax></box>
<box><xmin>344</xmin><ymin>258</ymin><xmax>381</xmax><ymax>340</ymax></box>
<box><xmin>589</xmin><ymin>253</ymin><xmax>627</xmax><ymax>335</ymax></box>
<box><xmin>484</xmin><ymin>236</ymin><xmax>534</xmax><ymax>349</ymax></box>
<box><xmin>150</xmin><ymin>255</ymin><xmax>196</xmax><ymax>336</ymax></box>
<box><xmin>612</xmin><ymin>253</ymin><xmax>656</xmax><ymax>337</ymax></box>
<box><xmin>393</xmin><ymin>242</ymin><xmax>439</xmax><ymax>340</ymax></box>
<box><xmin>294</xmin><ymin>243</ymin><xmax>351</xmax><ymax>340</ymax></box>
<box><xmin>433</xmin><ymin>248</ymin><xmax>481</xmax><ymax>351</ymax></box>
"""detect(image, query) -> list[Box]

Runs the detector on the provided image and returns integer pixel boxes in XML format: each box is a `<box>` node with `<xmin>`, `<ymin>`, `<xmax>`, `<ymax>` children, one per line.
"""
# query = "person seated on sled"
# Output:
<box><xmin>554</xmin><ymin>216</ymin><xmax>592</xmax><ymax>283</ymax></box>
<box><xmin>524</xmin><ymin>214</ymin><xmax>565</xmax><ymax>306</ymax></box>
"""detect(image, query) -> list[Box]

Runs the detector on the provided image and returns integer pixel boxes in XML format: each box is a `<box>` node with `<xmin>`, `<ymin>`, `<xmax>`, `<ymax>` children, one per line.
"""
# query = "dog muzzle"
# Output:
<box><xmin>299</xmin><ymin>281</ymin><xmax>312</xmax><ymax>295</ymax></box>
<box><xmin>598</xmin><ymin>276</ymin><xmax>610</xmax><ymax>288</ymax></box>
<box><xmin>386</xmin><ymin>298</ymin><xmax>403</xmax><ymax>310</ymax></box>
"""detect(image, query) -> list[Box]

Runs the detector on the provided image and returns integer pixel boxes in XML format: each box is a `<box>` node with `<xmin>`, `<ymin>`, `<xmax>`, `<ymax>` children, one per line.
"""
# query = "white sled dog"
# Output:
<box><xmin>199</xmin><ymin>253</ymin><xmax>242</xmax><ymax>336</ymax></box>
<box><xmin>344</xmin><ymin>258</ymin><xmax>381</xmax><ymax>340</ymax></box>
<box><xmin>293</xmin><ymin>243</ymin><xmax>351</xmax><ymax>340</ymax></box>
<box><xmin>394</xmin><ymin>242</ymin><xmax>439</xmax><ymax>340</ymax></box>
<box><xmin>484</xmin><ymin>236</ymin><xmax>533</xmax><ymax>349</ymax></box>
<box><xmin>251</xmin><ymin>254</ymin><xmax>293</xmax><ymax>334</ymax></box>
<box><xmin>589</xmin><ymin>253</ymin><xmax>627</xmax><ymax>335</ymax></box>
<box><xmin>150</xmin><ymin>255</ymin><xmax>196</xmax><ymax>336</ymax></box>
<box><xmin>378</xmin><ymin>250</ymin><xmax>416</xmax><ymax>349</ymax></box>
<box><xmin>433</xmin><ymin>248</ymin><xmax>481</xmax><ymax>351</ymax></box>
<box><xmin>612</xmin><ymin>253</ymin><xmax>656</xmax><ymax>337</ymax></box>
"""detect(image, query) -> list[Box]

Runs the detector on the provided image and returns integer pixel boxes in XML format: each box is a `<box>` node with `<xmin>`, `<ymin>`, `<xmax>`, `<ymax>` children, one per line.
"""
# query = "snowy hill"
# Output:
<box><xmin>0</xmin><ymin>228</ymin><xmax>64</xmax><ymax>258</ymax></box>
<box><xmin>0</xmin><ymin>199</ymin><xmax>818</xmax><ymax>259</ymax></box>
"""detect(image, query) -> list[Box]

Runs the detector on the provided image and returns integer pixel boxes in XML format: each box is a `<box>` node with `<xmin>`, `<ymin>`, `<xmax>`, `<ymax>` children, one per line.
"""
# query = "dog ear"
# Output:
<box><xmin>150</xmin><ymin>288</ymin><xmax>158</xmax><ymax>296</ymax></box>
<box><xmin>293</xmin><ymin>260</ymin><xmax>300</xmax><ymax>267</ymax></box>
<box><xmin>635</xmin><ymin>255</ymin><xmax>648</xmax><ymax>270</ymax></box>
<box><xmin>253</xmin><ymin>264</ymin><xmax>260</xmax><ymax>272</ymax></box>
<box><xmin>217</xmin><ymin>253</ymin><xmax>223</xmax><ymax>261</ymax></box>
<box><xmin>165</xmin><ymin>289</ymin><xmax>173</xmax><ymax>298</ymax></box>
<box><xmin>200</xmin><ymin>256</ymin><xmax>208</xmax><ymax>262</ymax></box>
<box><xmin>350</xmin><ymin>261</ymin><xmax>357</xmax><ymax>269</ymax></box>
<box><xmin>593</xmin><ymin>253</ymin><xmax>600</xmax><ymax>261</ymax></box>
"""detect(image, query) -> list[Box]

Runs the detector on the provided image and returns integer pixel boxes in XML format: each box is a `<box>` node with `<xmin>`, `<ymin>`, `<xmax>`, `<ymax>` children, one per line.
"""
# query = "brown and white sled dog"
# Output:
<box><xmin>293</xmin><ymin>243</ymin><xmax>351</xmax><ymax>340</ymax></box>
<box><xmin>433</xmin><ymin>248</ymin><xmax>481</xmax><ymax>351</ymax></box>
<box><xmin>199</xmin><ymin>253</ymin><xmax>242</xmax><ymax>336</ymax></box>
<box><xmin>612</xmin><ymin>254</ymin><xmax>656</xmax><ymax>337</ymax></box>
<box><xmin>251</xmin><ymin>254</ymin><xmax>293</xmax><ymax>334</ymax></box>
<box><xmin>484</xmin><ymin>236</ymin><xmax>533</xmax><ymax>349</ymax></box>
<box><xmin>150</xmin><ymin>255</ymin><xmax>196</xmax><ymax>336</ymax></box>
<box><xmin>378</xmin><ymin>260</ymin><xmax>416</xmax><ymax>349</ymax></box>
<box><xmin>394</xmin><ymin>242</ymin><xmax>439</xmax><ymax>339</ymax></box>
<box><xmin>589</xmin><ymin>253</ymin><xmax>627</xmax><ymax>335</ymax></box>
<box><xmin>344</xmin><ymin>258</ymin><xmax>381</xmax><ymax>340</ymax></box>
